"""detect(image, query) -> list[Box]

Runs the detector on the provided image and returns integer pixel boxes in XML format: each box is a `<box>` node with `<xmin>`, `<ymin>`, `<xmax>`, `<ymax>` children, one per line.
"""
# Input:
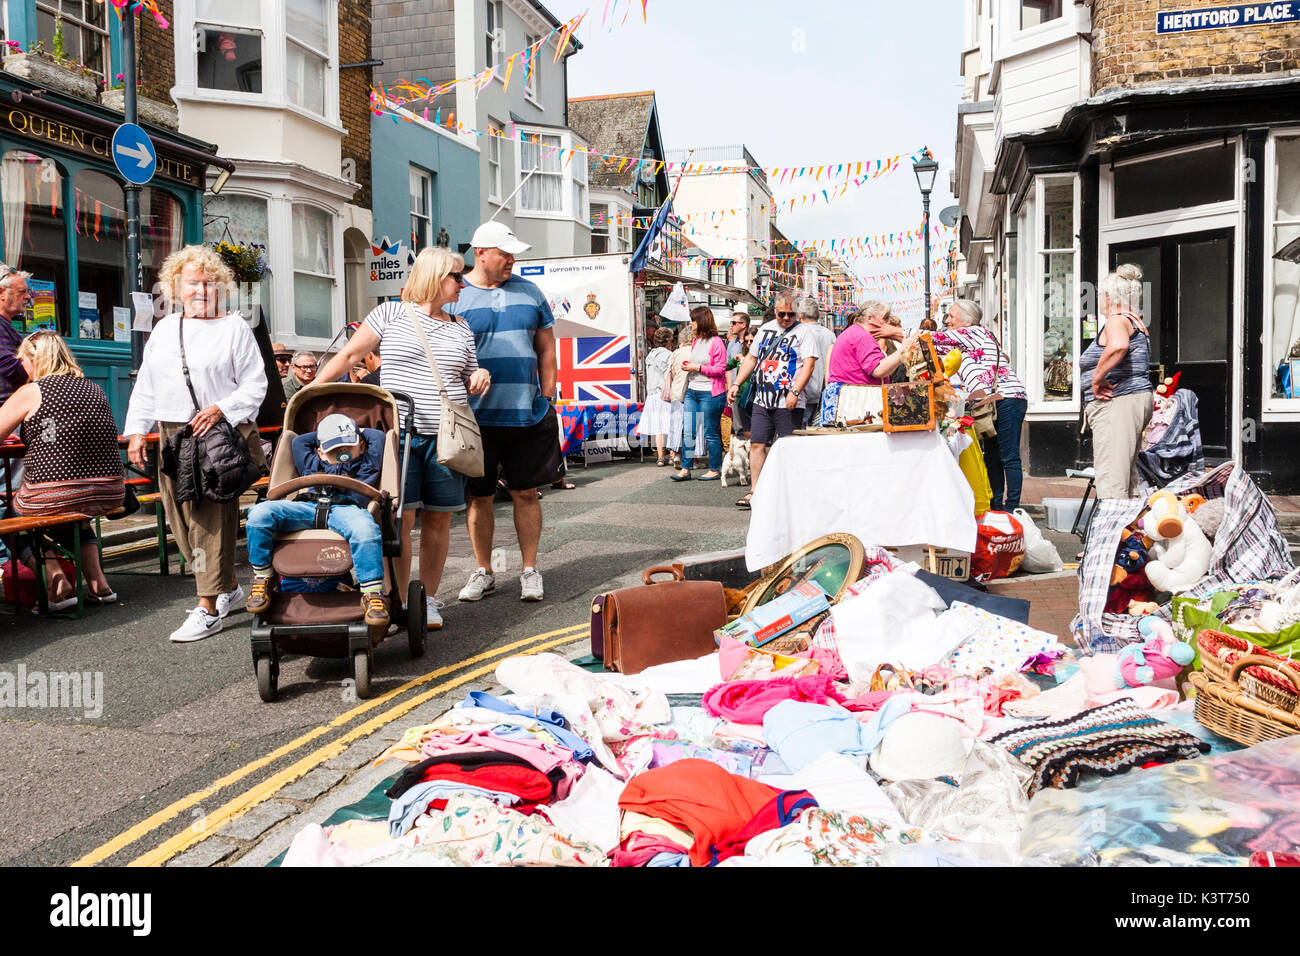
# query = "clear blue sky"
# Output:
<box><xmin>548</xmin><ymin>0</ymin><xmax>963</xmax><ymax>309</ymax></box>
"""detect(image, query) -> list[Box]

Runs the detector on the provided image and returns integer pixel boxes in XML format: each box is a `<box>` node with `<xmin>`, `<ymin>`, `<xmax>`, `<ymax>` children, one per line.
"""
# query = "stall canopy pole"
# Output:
<box><xmin>124</xmin><ymin>11</ymin><xmax>144</xmax><ymax>373</ymax></box>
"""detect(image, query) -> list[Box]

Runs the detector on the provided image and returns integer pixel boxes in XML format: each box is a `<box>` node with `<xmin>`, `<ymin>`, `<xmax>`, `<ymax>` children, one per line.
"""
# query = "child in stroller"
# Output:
<box><xmin>245</xmin><ymin>413</ymin><xmax>388</xmax><ymax>627</ymax></box>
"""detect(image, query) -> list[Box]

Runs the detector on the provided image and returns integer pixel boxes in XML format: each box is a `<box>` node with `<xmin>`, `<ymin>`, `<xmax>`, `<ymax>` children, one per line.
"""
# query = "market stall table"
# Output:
<box><xmin>745</xmin><ymin>431</ymin><xmax>977</xmax><ymax>571</ymax></box>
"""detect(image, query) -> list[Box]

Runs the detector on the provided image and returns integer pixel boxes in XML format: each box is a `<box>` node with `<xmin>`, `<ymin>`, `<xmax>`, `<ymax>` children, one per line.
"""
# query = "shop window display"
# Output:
<box><xmin>1272</xmin><ymin>135</ymin><xmax>1300</xmax><ymax>399</ymax></box>
<box><xmin>1</xmin><ymin>151</ymin><xmax>69</xmax><ymax>334</ymax></box>
<box><xmin>72</xmin><ymin>169</ymin><xmax>126</xmax><ymax>340</ymax></box>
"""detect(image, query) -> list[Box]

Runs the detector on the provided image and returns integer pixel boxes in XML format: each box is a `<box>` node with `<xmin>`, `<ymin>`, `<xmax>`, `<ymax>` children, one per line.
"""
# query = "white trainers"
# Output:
<box><xmin>458</xmin><ymin>568</ymin><xmax>496</xmax><ymax>602</ymax></box>
<box><xmin>170</xmin><ymin>606</ymin><xmax>223</xmax><ymax>643</ymax></box>
<box><xmin>215</xmin><ymin>584</ymin><xmax>245</xmax><ymax>619</ymax></box>
<box><xmin>426</xmin><ymin>597</ymin><xmax>445</xmax><ymax>630</ymax></box>
<box><xmin>520</xmin><ymin>567</ymin><xmax>544</xmax><ymax>602</ymax></box>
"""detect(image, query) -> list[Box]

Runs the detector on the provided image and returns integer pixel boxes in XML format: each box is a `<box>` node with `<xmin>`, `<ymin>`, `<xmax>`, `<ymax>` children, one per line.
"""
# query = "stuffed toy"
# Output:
<box><xmin>1114</xmin><ymin>616</ymin><xmax>1195</xmax><ymax>688</ymax></box>
<box><xmin>1143</xmin><ymin>373</ymin><xmax>1183</xmax><ymax>449</ymax></box>
<box><xmin>1105</xmin><ymin>530</ymin><xmax>1156</xmax><ymax>614</ymax></box>
<box><xmin>1186</xmin><ymin>496</ymin><xmax>1226</xmax><ymax>541</ymax></box>
<box><xmin>1140</xmin><ymin>490</ymin><xmax>1213</xmax><ymax>594</ymax></box>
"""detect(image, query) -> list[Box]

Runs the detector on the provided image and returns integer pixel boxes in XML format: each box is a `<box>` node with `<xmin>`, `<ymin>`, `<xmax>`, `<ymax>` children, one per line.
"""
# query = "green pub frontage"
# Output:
<box><xmin>0</xmin><ymin>72</ymin><xmax>227</xmax><ymax>429</ymax></box>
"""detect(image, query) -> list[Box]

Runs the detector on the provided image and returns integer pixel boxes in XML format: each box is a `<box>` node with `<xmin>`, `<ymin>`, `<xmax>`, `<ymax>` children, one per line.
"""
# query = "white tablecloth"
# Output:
<box><xmin>745</xmin><ymin>431</ymin><xmax>977</xmax><ymax>571</ymax></box>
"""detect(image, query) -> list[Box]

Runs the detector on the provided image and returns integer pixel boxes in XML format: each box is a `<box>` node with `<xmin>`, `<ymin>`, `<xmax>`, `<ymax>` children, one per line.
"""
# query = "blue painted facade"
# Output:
<box><xmin>369</xmin><ymin>113</ymin><xmax>480</xmax><ymax>256</ymax></box>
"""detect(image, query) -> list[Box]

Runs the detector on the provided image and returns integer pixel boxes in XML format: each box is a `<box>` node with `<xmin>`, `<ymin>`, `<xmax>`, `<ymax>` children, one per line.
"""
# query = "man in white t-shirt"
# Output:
<box><xmin>727</xmin><ymin>291</ymin><xmax>816</xmax><ymax>506</ymax></box>
<box><xmin>797</xmin><ymin>296</ymin><xmax>837</xmax><ymax>426</ymax></box>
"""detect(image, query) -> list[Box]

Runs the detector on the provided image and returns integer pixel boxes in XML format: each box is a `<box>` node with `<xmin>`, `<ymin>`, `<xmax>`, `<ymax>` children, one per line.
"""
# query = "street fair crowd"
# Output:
<box><xmin>281</xmin><ymin>313</ymin><xmax>1300</xmax><ymax>867</ymax></box>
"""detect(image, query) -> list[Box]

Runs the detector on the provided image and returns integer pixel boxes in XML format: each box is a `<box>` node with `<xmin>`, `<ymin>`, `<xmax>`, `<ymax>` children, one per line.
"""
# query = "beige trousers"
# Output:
<box><xmin>157</xmin><ymin>421</ymin><xmax>265</xmax><ymax>598</ymax></box>
<box><xmin>1085</xmin><ymin>391</ymin><xmax>1153</xmax><ymax>500</ymax></box>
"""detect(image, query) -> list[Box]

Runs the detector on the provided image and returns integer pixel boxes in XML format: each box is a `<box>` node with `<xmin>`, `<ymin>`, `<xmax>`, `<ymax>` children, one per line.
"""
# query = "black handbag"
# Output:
<box><xmin>162</xmin><ymin>316</ymin><xmax>262</xmax><ymax>503</ymax></box>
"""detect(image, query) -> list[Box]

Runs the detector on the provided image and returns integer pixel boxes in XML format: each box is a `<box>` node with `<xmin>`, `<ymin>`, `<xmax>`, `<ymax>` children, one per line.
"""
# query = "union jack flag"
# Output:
<box><xmin>557</xmin><ymin>335</ymin><xmax>633</xmax><ymax>402</ymax></box>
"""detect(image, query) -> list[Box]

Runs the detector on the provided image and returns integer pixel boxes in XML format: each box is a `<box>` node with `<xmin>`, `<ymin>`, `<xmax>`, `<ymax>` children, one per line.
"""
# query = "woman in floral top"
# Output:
<box><xmin>927</xmin><ymin>300</ymin><xmax>1028</xmax><ymax>511</ymax></box>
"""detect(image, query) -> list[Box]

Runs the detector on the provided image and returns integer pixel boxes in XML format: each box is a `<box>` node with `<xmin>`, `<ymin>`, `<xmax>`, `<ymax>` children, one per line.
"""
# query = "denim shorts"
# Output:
<box><xmin>403</xmin><ymin>433</ymin><xmax>467</xmax><ymax>512</ymax></box>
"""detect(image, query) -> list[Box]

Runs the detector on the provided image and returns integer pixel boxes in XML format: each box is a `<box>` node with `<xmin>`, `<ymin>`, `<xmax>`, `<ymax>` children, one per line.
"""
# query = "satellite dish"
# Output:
<box><xmin>938</xmin><ymin>205</ymin><xmax>961</xmax><ymax>228</ymax></box>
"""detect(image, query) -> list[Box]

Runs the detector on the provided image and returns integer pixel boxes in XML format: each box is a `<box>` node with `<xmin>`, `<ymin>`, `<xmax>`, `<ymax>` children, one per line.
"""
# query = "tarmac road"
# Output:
<box><xmin>0</xmin><ymin>457</ymin><xmax>752</xmax><ymax>866</ymax></box>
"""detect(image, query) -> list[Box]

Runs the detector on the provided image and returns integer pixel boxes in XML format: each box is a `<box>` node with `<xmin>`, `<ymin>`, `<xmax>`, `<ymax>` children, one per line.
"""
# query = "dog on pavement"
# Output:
<box><xmin>721</xmin><ymin>437</ymin><xmax>751</xmax><ymax>488</ymax></box>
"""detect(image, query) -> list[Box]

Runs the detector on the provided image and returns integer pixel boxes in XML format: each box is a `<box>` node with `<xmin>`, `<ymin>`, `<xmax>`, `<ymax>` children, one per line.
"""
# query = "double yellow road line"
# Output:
<box><xmin>74</xmin><ymin>622</ymin><xmax>588</xmax><ymax>867</ymax></box>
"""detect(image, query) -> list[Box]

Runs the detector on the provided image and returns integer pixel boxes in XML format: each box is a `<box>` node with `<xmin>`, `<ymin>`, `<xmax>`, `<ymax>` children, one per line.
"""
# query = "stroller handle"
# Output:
<box><xmin>384</xmin><ymin>389</ymin><xmax>417</xmax><ymax>515</ymax></box>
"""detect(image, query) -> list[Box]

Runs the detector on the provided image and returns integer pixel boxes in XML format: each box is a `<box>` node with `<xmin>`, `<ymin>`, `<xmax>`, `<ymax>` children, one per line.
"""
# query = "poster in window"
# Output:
<box><xmin>28</xmin><ymin>280</ymin><xmax>56</xmax><ymax>331</ymax></box>
<box><xmin>78</xmin><ymin>291</ymin><xmax>99</xmax><ymax>339</ymax></box>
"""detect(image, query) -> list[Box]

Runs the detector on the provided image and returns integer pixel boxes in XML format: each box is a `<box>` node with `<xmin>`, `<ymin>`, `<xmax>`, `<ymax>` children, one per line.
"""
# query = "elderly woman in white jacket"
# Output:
<box><xmin>125</xmin><ymin>245</ymin><xmax>267</xmax><ymax>644</ymax></box>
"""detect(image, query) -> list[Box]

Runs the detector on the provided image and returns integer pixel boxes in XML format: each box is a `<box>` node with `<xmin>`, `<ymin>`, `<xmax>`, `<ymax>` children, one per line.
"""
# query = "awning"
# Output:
<box><xmin>640</xmin><ymin>264</ymin><xmax>764</xmax><ymax>310</ymax></box>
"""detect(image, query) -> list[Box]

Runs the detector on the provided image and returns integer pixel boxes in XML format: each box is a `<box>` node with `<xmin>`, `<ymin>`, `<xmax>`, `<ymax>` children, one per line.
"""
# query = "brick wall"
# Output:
<box><xmin>1093</xmin><ymin>0</ymin><xmax>1300</xmax><ymax>92</ymax></box>
<box><xmin>371</xmin><ymin>0</ymin><xmax>457</xmax><ymax>95</ymax></box>
<box><xmin>135</xmin><ymin>0</ymin><xmax>175</xmax><ymax>105</ymax></box>
<box><xmin>340</xmin><ymin>0</ymin><xmax>373</xmax><ymax>211</ymax></box>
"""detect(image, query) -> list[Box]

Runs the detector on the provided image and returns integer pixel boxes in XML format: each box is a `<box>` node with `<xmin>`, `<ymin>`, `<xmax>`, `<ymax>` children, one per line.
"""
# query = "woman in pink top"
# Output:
<box><xmin>828</xmin><ymin>301</ymin><xmax>918</xmax><ymax>385</ymax></box>
<box><xmin>672</xmin><ymin>306</ymin><xmax>729</xmax><ymax>482</ymax></box>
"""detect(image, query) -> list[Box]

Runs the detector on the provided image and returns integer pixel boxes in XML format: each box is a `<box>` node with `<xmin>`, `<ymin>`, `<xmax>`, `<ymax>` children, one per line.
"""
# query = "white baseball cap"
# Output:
<box><xmin>317</xmin><ymin>414</ymin><xmax>360</xmax><ymax>453</ymax></box>
<box><xmin>470</xmin><ymin>221</ymin><xmax>531</xmax><ymax>254</ymax></box>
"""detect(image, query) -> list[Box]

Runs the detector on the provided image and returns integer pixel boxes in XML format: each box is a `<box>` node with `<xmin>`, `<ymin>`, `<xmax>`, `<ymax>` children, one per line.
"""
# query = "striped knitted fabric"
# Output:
<box><xmin>989</xmin><ymin>699</ymin><xmax>1209</xmax><ymax>797</ymax></box>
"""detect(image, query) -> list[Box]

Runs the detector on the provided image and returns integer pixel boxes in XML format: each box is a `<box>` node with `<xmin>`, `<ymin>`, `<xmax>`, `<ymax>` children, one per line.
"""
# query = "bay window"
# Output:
<box><xmin>182</xmin><ymin>1</ymin><xmax>336</xmax><ymax>121</ymax></box>
<box><xmin>292</xmin><ymin>203</ymin><xmax>334</xmax><ymax>339</ymax></box>
<box><xmin>1269</xmin><ymin>131</ymin><xmax>1300</xmax><ymax>403</ymax></box>
<box><xmin>520</xmin><ymin>132</ymin><xmax>563</xmax><ymax>214</ymax></box>
<box><xmin>1020</xmin><ymin>0</ymin><xmax>1062</xmax><ymax>30</ymax></box>
<box><xmin>195</xmin><ymin>0</ymin><xmax>263</xmax><ymax>95</ymax></box>
<box><xmin>286</xmin><ymin>0</ymin><xmax>328</xmax><ymax>116</ymax></box>
<box><xmin>517</xmin><ymin>127</ymin><xmax>589</xmax><ymax>221</ymax></box>
<box><xmin>590</xmin><ymin>202</ymin><xmax>609</xmax><ymax>254</ymax></box>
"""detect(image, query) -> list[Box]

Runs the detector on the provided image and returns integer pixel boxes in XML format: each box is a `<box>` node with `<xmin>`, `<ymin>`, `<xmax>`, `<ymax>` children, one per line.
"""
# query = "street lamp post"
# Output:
<box><xmin>913</xmin><ymin>153</ymin><xmax>939</xmax><ymax>323</ymax></box>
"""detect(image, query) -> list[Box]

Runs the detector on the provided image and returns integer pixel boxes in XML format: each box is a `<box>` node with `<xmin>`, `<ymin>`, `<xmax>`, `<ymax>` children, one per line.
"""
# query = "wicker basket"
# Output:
<box><xmin>1197</xmin><ymin>630</ymin><xmax>1300</xmax><ymax>712</ymax></box>
<box><xmin>1191</xmin><ymin>655</ymin><xmax>1300</xmax><ymax>746</ymax></box>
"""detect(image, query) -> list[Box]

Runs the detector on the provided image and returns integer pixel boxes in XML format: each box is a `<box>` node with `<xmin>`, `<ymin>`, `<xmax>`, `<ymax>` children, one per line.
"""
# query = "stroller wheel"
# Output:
<box><xmin>255</xmin><ymin>655</ymin><xmax>278</xmax><ymax>703</ymax></box>
<box><xmin>407</xmin><ymin>580</ymin><xmax>427</xmax><ymax>658</ymax></box>
<box><xmin>352</xmin><ymin>649</ymin><xmax>371</xmax><ymax>699</ymax></box>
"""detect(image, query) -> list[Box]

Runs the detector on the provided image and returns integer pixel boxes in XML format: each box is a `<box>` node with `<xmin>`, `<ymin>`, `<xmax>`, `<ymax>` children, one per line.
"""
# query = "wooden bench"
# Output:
<box><xmin>0</xmin><ymin>511</ymin><xmax>92</xmax><ymax>617</ymax></box>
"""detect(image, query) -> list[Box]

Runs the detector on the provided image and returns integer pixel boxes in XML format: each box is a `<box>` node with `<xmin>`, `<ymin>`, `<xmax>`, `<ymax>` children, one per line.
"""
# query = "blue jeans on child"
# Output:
<box><xmin>682</xmin><ymin>389</ymin><xmax>725</xmax><ymax>471</ymax></box>
<box><xmin>246</xmin><ymin>501</ymin><xmax>384</xmax><ymax>588</ymax></box>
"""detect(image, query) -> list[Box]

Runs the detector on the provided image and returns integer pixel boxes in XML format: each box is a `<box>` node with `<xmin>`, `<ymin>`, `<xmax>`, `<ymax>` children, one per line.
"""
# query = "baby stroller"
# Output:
<box><xmin>250</xmin><ymin>383</ymin><xmax>423</xmax><ymax>702</ymax></box>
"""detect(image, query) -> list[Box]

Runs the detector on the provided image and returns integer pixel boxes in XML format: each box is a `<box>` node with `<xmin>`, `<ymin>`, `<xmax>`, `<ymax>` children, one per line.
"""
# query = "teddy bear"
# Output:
<box><xmin>1140</xmin><ymin>490</ymin><xmax>1213</xmax><ymax>595</ymax></box>
<box><xmin>1105</xmin><ymin>529</ymin><xmax>1156</xmax><ymax>614</ymax></box>
<box><xmin>1114</xmin><ymin>616</ymin><xmax>1195</xmax><ymax>688</ymax></box>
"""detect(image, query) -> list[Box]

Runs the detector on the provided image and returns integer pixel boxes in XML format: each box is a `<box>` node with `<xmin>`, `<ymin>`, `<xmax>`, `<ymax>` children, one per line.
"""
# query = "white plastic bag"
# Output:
<box><xmin>1013</xmin><ymin>508</ymin><xmax>1064</xmax><ymax>573</ymax></box>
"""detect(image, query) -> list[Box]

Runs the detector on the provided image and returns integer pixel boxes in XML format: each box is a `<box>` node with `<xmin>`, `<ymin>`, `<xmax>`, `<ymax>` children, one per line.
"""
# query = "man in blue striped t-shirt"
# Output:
<box><xmin>447</xmin><ymin>221</ymin><xmax>561</xmax><ymax>603</ymax></box>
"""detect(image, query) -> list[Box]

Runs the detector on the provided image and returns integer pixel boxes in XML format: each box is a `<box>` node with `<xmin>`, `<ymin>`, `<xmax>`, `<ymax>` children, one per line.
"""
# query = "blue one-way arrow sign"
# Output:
<box><xmin>111</xmin><ymin>122</ymin><xmax>156</xmax><ymax>185</ymax></box>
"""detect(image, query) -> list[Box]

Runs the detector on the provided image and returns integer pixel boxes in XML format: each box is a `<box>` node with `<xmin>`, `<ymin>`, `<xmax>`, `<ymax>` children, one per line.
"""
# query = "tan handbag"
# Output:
<box><xmin>404</xmin><ymin>302</ymin><xmax>484</xmax><ymax>478</ymax></box>
<box><xmin>970</xmin><ymin>335</ymin><xmax>1005</xmax><ymax>438</ymax></box>
<box><xmin>599</xmin><ymin>566</ymin><xmax>727</xmax><ymax>674</ymax></box>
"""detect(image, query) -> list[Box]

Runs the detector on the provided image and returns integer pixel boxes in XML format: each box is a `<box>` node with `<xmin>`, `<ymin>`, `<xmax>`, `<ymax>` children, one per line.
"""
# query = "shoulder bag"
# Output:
<box><xmin>404</xmin><ymin>302</ymin><xmax>484</xmax><ymax>478</ymax></box>
<box><xmin>163</xmin><ymin>316</ymin><xmax>262</xmax><ymax>503</ymax></box>
<box><xmin>969</xmin><ymin>331</ymin><xmax>1003</xmax><ymax>439</ymax></box>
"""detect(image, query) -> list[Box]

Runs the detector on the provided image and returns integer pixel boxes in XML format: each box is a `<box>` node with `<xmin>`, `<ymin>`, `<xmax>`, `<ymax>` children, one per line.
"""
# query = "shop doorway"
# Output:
<box><xmin>1108</xmin><ymin>228</ymin><xmax>1233</xmax><ymax>460</ymax></box>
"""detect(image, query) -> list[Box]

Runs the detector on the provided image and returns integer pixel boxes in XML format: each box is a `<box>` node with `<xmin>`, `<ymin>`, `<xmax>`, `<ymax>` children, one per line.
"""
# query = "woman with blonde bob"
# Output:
<box><xmin>125</xmin><ymin>244</ymin><xmax>268</xmax><ymax>642</ymax></box>
<box><xmin>317</xmin><ymin>245</ymin><xmax>490</xmax><ymax>630</ymax></box>
<box><xmin>0</xmin><ymin>331</ymin><xmax>124</xmax><ymax>609</ymax></box>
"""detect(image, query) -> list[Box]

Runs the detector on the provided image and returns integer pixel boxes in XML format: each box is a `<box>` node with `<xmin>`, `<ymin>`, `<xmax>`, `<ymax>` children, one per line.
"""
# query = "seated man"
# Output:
<box><xmin>245</xmin><ymin>413</ymin><xmax>389</xmax><ymax>626</ymax></box>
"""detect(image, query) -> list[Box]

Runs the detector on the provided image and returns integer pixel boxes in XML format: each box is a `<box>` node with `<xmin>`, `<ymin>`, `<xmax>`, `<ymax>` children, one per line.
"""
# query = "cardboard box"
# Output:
<box><xmin>714</xmin><ymin>580</ymin><xmax>830</xmax><ymax>647</ymax></box>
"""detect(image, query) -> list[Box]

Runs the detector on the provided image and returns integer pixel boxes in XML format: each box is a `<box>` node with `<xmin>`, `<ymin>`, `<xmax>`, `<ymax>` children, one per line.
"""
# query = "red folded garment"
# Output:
<box><xmin>702</xmin><ymin>674</ymin><xmax>848</xmax><ymax>723</ymax></box>
<box><xmin>710</xmin><ymin>789</ymin><xmax>818</xmax><ymax>865</ymax></box>
<box><xmin>419</xmin><ymin>761</ymin><xmax>555</xmax><ymax>804</ymax></box>
<box><xmin>619</xmin><ymin>759</ymin><xmax>782</xmax><ymax>868</ymax></box>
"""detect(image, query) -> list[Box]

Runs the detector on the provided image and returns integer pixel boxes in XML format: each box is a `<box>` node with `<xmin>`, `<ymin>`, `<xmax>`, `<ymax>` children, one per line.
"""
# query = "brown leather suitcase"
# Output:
<box><xmin>600</xmin><ymin>566</ymin><xmax>727</xmax><ymax>674</ymax></box>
